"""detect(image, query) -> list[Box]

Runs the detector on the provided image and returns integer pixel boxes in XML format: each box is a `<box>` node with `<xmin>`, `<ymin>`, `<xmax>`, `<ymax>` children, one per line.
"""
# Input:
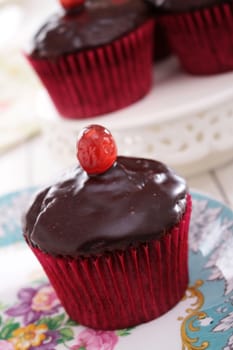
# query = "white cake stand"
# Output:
<box><xmin>1</xmin><ymin>0</ymin><xmax>233</xmax><ymax>176</ymax></box>
<box><xmin>38</xmin><ymin>57</ymin><xmax>233</xmax><ymax>176</ymax></box>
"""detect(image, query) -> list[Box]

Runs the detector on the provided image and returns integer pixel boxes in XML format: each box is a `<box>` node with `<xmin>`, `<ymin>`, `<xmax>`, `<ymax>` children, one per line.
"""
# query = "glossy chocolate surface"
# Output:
<box><xmin>29</xmin><ymin>0</ymin><xmax>151</xmax><ymax>59</ymax></box>
<box><xmin>24</xmin><ymin>156</ymin><xmax>187</xmax><ymax>257</ymax></box>
<box><xmin>146</xmin><ymin>0</ymin><xmax>228</xmax><ymax>13</ymax></box>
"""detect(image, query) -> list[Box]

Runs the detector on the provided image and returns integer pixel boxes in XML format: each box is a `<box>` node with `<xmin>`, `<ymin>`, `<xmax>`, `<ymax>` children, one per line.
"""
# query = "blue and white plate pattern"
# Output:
<box><xmin>0</xmin><ymin>189</ymin><xmax>233</xmax><ymax>350</ymax></box>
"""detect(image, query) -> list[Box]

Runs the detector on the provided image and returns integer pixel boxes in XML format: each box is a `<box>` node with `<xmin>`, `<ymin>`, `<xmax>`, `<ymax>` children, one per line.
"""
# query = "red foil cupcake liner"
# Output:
<box><xmin>161</xmin><ymin>2</ymin><xmax>233</xmax><ymax>75</ymax></box>
<box><xmin>28</xmin><ymin>194</ymin><xmax>192</xmax><ymax>330</ymax></box>
<box><xmin>26</xmin><ymin>20</ymin><xmax>154</xmax><ymax>119</ymax></box>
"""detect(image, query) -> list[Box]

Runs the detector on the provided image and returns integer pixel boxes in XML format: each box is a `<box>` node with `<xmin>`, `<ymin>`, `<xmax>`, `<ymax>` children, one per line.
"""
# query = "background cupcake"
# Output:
<box><xmin>146</xmin><ymin>0</ymin><xmax>233</xmax><ymax>75</ymax></box>
<box><xmin>23</xmin><ymin>125</ymin><xmax>192</xmax><ymax>330</ymax></box>
<box><xmin>25</xmin><ymin>0</ymin><xmax>155</xmax><ymax>119</ymax></box>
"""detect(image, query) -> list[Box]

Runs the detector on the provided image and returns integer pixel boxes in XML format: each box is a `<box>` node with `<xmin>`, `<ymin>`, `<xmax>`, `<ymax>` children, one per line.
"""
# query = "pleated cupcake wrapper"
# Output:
<box><xmin>29</xmin><ymin>194</ymin><xmax>191</xmax><ymax>330</ymax></box>
<box><xmin>161</xmin><ymin>2</ymin><xmax>233</xmax><ymax>75</ymax></box>
<box><xmin>26</xmin><ymin>20</ymin><xmax>154</xmax><ymax>119</ymax></box>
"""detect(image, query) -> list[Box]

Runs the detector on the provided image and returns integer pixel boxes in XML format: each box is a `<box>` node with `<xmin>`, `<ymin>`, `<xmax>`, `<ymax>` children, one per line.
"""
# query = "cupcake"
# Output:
<box><xmin>25</xmin><ymin>0</ymin><xmax>155</xmax><ymax>119</ymax></box>
<box><xmin>146</xmin><ymin>0</ymin><xmax>233</xmax><ymax>75</ymax></box>
<box><xmin>23</xmin><ymin>125</ymin><xmax>192</xmax><ymax>330</ymax></box>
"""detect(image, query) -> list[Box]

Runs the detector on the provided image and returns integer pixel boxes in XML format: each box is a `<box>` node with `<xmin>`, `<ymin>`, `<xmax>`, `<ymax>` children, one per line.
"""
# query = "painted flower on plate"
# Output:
<box><xmin>71</xmin><ymin>329</ymin><xmax>118</xmax><ymax>350</ymax></box>
<box><xmin>0</xmin><ymin>340</ymin><xmax>14</xmax><ymax>350</ymax></box>
<box><xmin>5</xmin><ymin>285</ymin><xmax>61</xmax><ymax>324</ymax></box>
<box><xmin>9</xmin><ymin>324</ymin><xmax>59</xmax><ymax>350</ymax></box>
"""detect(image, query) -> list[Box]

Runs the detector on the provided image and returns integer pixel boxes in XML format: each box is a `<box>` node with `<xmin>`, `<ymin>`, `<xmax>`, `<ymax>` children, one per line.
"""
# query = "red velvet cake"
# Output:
<box><xmin>24</xmin><ymin>125</ymin><xmax>192</xmax><ymax>330</ymax></box>
<box><xmin>25</xmin><ymin>0</ymin><xmax>154</xmax><ymax>119</ymax></box>
<box><xmin>146</xmin><ymin>0</ymin><xmax>233</xmax><ymax>75</ymax></box>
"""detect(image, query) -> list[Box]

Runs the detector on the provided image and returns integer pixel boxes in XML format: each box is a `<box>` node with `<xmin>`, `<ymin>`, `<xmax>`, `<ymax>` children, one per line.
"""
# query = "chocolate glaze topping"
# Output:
<box><xmin>29</xmin><ymin>0</ymin><xmax>152</xmax><ymax>59</ymax></box>
<box><xmin>146</xmin><ymin>0</ymin><xmax>229</xmax><ymax>13</ymax></box>
<box><xmin>24</xmin><ymin>156</ymin><xmax>187</xmax><ymax>257</ymax></box>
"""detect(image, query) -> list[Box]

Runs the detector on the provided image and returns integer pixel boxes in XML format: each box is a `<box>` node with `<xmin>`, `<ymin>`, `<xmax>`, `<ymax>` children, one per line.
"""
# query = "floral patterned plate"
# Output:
<box><xmin>0</xmin><ymin>189</ymin><xmax>233</xmax><ymax>350</ymax></box>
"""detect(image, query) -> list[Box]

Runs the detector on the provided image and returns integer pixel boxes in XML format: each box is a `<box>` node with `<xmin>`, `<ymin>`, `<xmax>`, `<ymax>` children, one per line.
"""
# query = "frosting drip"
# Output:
<box><xmin>24</xmin><ymin>156</ymin><xmax>187</xmax><ymax>257</ymax></box>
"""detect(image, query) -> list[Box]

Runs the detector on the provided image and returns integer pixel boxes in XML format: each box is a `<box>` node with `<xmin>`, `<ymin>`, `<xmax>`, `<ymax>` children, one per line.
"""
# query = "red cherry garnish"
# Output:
<box><xmin>77</xmin><ymin>125</ymin><xmax>117</xmax><ymax>175</ymax></box>
<box><xmin>59</xmin><ymin>0</ymin><xmax>84</xmax><ymax>11</ymax></box>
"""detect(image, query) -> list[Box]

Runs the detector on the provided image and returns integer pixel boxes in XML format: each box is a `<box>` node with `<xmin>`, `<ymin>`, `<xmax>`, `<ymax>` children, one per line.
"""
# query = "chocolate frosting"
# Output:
<box><xmin>146</xmin><ymin>0</ymin><xmax>229</xmax><ymax>13</ymax></box>
<box><xmin>24</xmin><ymin>156</ymin><xmax>187</xmax><ymax>257</ymax></box>
<box><xmin>29</xmin><ymin>0</ymin><xmax>152</xmax><ymax>59</ymax></box>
